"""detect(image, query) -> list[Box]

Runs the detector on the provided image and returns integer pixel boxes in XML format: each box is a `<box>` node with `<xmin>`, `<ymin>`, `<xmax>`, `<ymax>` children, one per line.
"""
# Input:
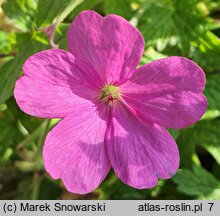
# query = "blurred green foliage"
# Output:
<box><xmin>1</xmin><ymin>0</ymin><xmax>220</xmax><ymax>200</ymax></box>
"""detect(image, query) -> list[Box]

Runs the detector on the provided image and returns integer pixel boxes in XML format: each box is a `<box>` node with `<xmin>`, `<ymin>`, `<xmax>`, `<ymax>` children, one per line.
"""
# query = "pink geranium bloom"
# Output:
<box><xmin>14</xmin><ymin>10</ymin><xmax>207</xmax><ymax>194</ymax></box>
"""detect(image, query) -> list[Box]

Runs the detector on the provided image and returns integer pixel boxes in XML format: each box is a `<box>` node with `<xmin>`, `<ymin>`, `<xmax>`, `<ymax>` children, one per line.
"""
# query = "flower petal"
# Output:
<box><xmin>107</xmin><ymin>103</ymin><xmax>179</xmax><ymax>189</ymax></box>
<box><xmin>43</xmin><ymin>103</ymin><xmax>111</xmax><ymax>194</ymax></box>
<box><xmin>22</xmin><ymin>49</ymin><xmax>103</xmax><ymax>88</ymax></box>
<box><xmin>68</xmin><ymin>10</ymin><xmax>144</xmax><ymax>84</ymax></box>
<box><xmin>120</xmin><ymin>57</ymin><xmax>207</xmax><ymax>128</ymax></box>
<box><xmin>14</xmin><ymin>49</ymin><xmax>100</xmax><ymax>118</ymax></box>
<box><xmin>14</xmin><ymin>76</ymin><xmax>91</xmax><ymax>118</ymax></box>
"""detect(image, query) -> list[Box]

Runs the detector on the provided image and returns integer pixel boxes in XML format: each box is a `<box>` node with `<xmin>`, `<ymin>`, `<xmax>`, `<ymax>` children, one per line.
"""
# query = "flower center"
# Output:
<box><xmin>100</xmin><ymin>84</ymin><xmax>120</xmax><ymax>103</ymax></box>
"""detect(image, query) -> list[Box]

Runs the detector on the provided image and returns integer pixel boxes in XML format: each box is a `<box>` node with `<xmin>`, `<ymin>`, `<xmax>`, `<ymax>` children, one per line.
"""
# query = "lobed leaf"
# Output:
<box><xmin>173</xmin><ymin>165</ymin><xmax>220</xmax><ymax>199</ymax></box>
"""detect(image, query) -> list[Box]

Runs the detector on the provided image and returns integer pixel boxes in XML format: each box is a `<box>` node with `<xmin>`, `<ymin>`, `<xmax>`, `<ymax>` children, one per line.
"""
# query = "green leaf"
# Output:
<box><xmin>176</xmin><ymin>126</ymin><xmax>196</xmax><ymax>168</ymax></box>
<box><xmin>15</xmin><ymin>159</ymin><xmax>44</xmax><ymax>172</ymax></box>
<box><xmin>0</xmin><ymin>97</ymin><xmax>45</xmax><ymax>166</ymax></box>
<box><xmin>0</xmin><ymin>34</ymin><xmax>48</xmax><ymax>104</ymax></box>
<box><xmin>104</xmin><ymin>0</ymin><xmax>133</xmax><ymax>20</ymax></box>
<box><xmin>54</xmin><ymin>23</ymin><xmax>70</xmax><ymax>50</ymax></box>
<box><xmin>190</xmin><ymin>119</ymin><xmax>220</xmax><ymax>165</ymax></box>
<box><xmin>204</xmin><ymin>73</ymin><xmax>220</xmax><ymax>111</ymax></box>
<box><xmin>36</xmin><ymin>0</ymin><xmax>70</xmax><ymax>26</ymax></box>
<box><xmin>39</xmin><ymin>177</ymin><xmax>62</xmax><ymax>200</ymax></box>
<box><xmin>2</xmin><ymin>0</ymin><xmax>37</xmax><ymax>31</ymax></box>
<box><xmin>173</xmin><ymin>165</ymin><xmax>220</xmax><ymax>199</ymax></box>
<box><xmin>167</xmin><ymin>128</ymin><xmax>179</xmax><ymax>140</ymax></box>
<box><xmin>192</xmin><ymin>31</ymin><xmax>220</xmax><ymax>72</ymax></box>
<box><xmin>0</xmin><ymin>31</ymin><xmax>16</xmax><ymax>54</ymax></box>
<box><xmin>16</xmin><ymin>177</ymin><xmax>33</xmax><ymax>199</ymax></box>
<box><xmin>0</xmin><ymin>148</ymin><xmax>13</xmax><ymax>166</ymax></box>
<box><xmin>67</xmin><ymin>0</ymin><xmax>103</xmax><ymax>21</ymax></box>
<box><xmin>140</xmin><ymin>48</ymin><xmax>167</xmax><ymax>65</ymax></box>
<box><xmin>102</xmin><ymin>178</ymin><xmax>150</xmax><ymax>200</ymax></box>
<box><xmin>139</xmin><ymin>5</ymin><xmax>174</xmax><ymax>51</ymax></box>
<box><xmin>201</xmin><ymin>110</ymin><xmax>220</xmax><ymax>120</ymax></box>
<box><xmin>138</xmin><ymin>0</ymin><xmax>210</xmax><ymax>54</ymax></box>
<box><xmin>0</xmin><ymin>100</ymin><xmax>24</xmax><ymax>164</ymax></box>
<box><xmin>177</xmin><ymin>118</ymin><xmax>220</xmax><ymax>166</ymax></box>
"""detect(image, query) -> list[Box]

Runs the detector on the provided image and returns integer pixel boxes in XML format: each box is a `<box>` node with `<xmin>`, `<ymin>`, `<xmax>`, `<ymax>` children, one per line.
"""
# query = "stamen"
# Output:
<box><xmin>100</xmin><ymin>84</ymin><xmax>120</xmax><ymax>104</ymax></box>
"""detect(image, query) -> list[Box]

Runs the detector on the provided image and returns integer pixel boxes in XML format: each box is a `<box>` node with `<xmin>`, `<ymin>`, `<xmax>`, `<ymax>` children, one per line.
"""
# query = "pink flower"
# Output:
<box><xmin>14</xmin><ymin>10</ymin><xmax>207</xmax><ymax>194</ymax></box>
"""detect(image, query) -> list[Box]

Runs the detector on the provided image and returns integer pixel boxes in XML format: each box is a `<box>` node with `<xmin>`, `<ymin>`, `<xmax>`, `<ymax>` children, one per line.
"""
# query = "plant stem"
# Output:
<box><xmin>37</xmin><ymin>119</ymin><xmax>50</xmax><ymax>151</ymax></box>
<box><xmin>54</xmin><ymin>0</ymin><xmax>84</xmax><ymax>26</ymax></box>
<box><xmin>31</xmin><ymin>172</ymin><xmax>42</xmax><ymax>200</ymax></box>
<box><xmin>38</xmin><ymin>0</ymin><xmax>84</xmax><ymax>48</ymax></box>
<box><xmin>129</xmin><ymin>3</ymin><xmax>149</xmax><ymax>27</ymax></box>
<box><xmin>17</xmin><ymin>121</ymin><xmax>47</xmax><ymax>150</ymax></box>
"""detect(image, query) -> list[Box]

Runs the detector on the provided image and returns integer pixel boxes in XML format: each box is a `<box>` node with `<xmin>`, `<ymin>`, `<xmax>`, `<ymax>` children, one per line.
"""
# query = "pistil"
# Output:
<box><xmin>100</xmin><ymin>85</ymin><xmax>120</xmax><ymax>104</ymax></box>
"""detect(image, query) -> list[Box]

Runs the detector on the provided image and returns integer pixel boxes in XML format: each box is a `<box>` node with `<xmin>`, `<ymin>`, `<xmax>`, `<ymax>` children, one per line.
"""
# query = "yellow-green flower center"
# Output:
<box><xmin>100</xmin><ymin>85</ymin><xmax>120</xmax><ymax>103</ymax></box>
